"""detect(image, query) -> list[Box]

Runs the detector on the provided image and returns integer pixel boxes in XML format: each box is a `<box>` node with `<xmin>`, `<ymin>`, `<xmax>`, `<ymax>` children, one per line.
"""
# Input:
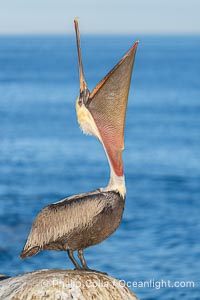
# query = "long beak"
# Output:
<box><xmin>74</xmin><ymin>19</ymin><xmax>138</xmax><ymax>177</ymax></box>
<box><xmin>74</xmin><ymin>18</ymin><xmax>87</xmax><ymax>94</ymax></box>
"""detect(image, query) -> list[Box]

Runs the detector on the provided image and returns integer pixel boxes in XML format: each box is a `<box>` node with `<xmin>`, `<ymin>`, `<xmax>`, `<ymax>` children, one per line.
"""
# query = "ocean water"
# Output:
<box><xmin>0</xmin><ymin>34</ymin><xmax>200</xmax><ymax>299</ymax></box>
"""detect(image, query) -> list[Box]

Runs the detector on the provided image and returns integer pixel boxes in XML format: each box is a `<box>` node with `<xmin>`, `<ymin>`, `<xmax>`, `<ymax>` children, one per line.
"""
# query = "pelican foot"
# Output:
<box><xmin>84</xmin><ymin>269</ymin><xmax>108</xmax><ymax>275</ymax></box>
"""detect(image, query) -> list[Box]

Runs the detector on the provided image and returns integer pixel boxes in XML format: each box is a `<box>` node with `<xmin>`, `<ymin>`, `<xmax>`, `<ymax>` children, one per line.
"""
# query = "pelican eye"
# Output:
<box><xmin>78</xmin><ymin>97</ymin><xmax>83</xmax><ymax>106</ymax></box>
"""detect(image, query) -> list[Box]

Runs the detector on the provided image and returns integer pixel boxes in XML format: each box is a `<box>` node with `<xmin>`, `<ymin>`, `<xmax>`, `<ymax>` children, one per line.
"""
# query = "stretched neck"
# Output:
<box><xmin>107</xmin><ymin>168</ymin><xmax>126</xmax><ymax>198</ymax></box>
<box><xmin>101</xmin><ymin>149</ymin><xmax>126</xmax><ymax>199</ymax></box>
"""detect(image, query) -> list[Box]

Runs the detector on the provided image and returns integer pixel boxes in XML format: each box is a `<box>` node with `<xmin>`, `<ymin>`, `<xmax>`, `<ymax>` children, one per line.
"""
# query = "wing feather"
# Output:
<box><xmin>21</xmin><ymin>190</ymin><xmax>106</xmax><ymax>256</ymax></box>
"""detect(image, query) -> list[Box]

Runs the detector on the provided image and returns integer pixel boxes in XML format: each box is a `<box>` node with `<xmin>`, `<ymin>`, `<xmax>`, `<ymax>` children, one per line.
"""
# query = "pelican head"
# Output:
<box><xmin>74</xmin><ymin>19</ymin><xmax>138</xmax><ymax>197</ymax></box>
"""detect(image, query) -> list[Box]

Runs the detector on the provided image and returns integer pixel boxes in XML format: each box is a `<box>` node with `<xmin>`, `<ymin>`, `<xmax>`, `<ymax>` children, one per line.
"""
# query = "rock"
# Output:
<box><xmin>0</xmin><ymin>269</ymin><xmax>138</xmax><ymax>300</ymax></box>
<box><xmin>0</xmin><ymin>276</ymin><xmax>9</xmax><ymax>282</ymax></box>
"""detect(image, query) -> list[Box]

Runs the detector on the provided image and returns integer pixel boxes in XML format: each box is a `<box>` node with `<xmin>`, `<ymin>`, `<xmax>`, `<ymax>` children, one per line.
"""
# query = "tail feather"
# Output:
<box><xmin>20</xmin><ymin>246</ymin><xmax>40</xmax><ymax>259</ymax></box>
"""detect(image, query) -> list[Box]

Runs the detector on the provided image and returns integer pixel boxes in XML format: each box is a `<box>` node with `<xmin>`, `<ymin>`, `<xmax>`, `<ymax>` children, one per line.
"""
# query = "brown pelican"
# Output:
<box><xmin>20</xmin><ymin>19</ymin><xmax>138</xmax><ymax>270</ymax></box>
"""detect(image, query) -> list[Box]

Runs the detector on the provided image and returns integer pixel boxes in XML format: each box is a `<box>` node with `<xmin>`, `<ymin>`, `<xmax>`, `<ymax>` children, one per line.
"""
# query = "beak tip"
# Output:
<box><xmin>131</xmin><ymin>40</ymin><xmax>139</xmax><ymax>51</ymax></box>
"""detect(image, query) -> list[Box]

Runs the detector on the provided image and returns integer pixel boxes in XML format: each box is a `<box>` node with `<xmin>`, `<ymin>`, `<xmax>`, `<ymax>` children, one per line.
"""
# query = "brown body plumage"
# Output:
<box><xmin>20</xmin><ymin>19</ymin><xmax>138</xmax><ymax>269</ymax></box>
<box><xmin>21</xmin><ymin>191</ymin><xmax>124</xmax><ymax>259</ymax></box>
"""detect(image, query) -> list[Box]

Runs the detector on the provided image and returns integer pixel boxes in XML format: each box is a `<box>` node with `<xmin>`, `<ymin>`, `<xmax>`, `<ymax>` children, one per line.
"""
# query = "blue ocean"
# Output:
<box><xmin>0</xmin><ymin>34</ymin><xmax>200</xmax><ymax>299</ymax></box>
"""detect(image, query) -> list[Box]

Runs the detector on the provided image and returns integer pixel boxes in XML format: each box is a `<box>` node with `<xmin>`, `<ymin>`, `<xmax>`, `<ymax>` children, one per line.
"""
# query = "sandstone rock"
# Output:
<box><xmin>0</xmin><ymin>269</ymin><xmax>138</xmax><ymax>300</ymax></box>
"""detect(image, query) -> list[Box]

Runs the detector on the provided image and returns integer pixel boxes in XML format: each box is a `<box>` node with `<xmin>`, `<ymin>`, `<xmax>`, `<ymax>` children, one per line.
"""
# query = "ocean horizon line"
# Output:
<box><xmin>0</xmin><ymin>32</ymin><xmax>200</xmax><ymax>38</ymax></box>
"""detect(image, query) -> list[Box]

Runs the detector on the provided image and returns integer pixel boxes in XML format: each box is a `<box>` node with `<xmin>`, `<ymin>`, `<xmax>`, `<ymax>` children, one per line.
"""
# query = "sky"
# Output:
<box><xmin>0</xmin><ymin>0</ymin><xmax>200</xmax><ymax>34</ymax></box>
